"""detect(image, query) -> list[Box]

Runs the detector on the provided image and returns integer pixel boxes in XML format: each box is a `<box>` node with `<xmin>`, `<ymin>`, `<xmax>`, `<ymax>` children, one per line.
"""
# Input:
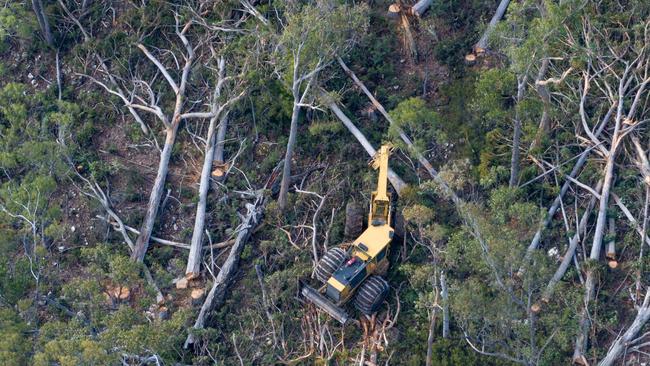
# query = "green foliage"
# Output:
<box><xmin>0</xmin><ymin>3</ymin><xmax>35</xmax><ymax>49</ymax></box>
<box><xmin>388</xmin><ymin>97</ymin><xmax>442</xmax><ymax>153</ymax></box>
<box><xmin>0</xmin><ymin>308</ymin><xmax>30</xmax><ymax>366</ymax></box>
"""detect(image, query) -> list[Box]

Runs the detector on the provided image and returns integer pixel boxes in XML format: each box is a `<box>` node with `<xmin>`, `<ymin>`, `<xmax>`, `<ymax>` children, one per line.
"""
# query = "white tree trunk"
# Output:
<box><xmin>278</xmin><ymin>102</ymin><xmax>300</xmax><ymax>210</ymax></box>
<box><xmin>441</xmin><ymin>271</ymin><xmax>450</xmax><ymax>338</ymax></box>
<box><xmin>325</xmin><ymin>98</ymin><xmax>407</xmax><ymax>194</ymax></box>
<box><xmin>214</xmin><ymin>113</ymin><xmax>229</xmax><ymax>164</ymax></box>
<box><xmin>509</xmin><ymin>75</ymin><xmax>526</xmax><ymax>188</ymax></box>
<box><xmin>474</xmin><ymin>0</ymin><xmax>511</xmax><ymax>52</ymax></box>
<box><xmin>132</xmin><ymin>126</ymin><xmax>178</xmax><ymax>262</ymax></box>
<box><xmin>541</xmin><ymin>180</ymin><xmax>601</xmax><ymax>302</ymax></box>
<box><xmin>185</xmin><ymin>192</ymin><xmax>266</xmax><ymax>348</ymax></box>
<box><xmin>412</xmin><ymin>0</ymin><xmax>433</xmax><ymax>17</ymax></box>
<box><xmin>186</xmin><ymin>114</ymin><xmax>221</xmax><ymax>276</ymax></box>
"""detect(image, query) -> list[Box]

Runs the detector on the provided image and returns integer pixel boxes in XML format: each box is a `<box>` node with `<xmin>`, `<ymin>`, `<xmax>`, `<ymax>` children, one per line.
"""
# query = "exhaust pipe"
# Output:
<box><xmin>301</xmin><ymin>284</ymin><xmax>350</xmax><ymax>325</ymax></box>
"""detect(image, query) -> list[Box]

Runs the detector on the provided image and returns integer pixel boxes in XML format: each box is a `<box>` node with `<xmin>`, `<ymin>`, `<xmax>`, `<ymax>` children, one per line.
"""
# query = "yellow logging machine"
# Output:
<box><xmin>301</xmin><ymin>145</ymin><xmax>395</xmax><ymax>324</ymax></box>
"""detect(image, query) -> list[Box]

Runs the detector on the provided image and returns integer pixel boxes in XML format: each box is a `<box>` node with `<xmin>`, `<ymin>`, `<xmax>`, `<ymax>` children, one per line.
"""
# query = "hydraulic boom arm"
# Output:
<box><xmin>369</xmin><ymin>145</ymin><xmax>392</xmax><ymax>226</ymax></box>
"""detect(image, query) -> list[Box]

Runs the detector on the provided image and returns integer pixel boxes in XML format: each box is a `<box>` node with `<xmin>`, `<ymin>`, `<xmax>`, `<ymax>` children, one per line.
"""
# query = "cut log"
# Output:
<box><xmin>191</xmin><ymin>288</ymin><xmax>206</xmax><ymax>306</ymax></box>
<box><xmin>412</xmin><ymin>0</ymin><xmax>433</xmax><ymax>17</ymax></box>
<box><xmin>323</xmin><ymin>93</ymin><xmax>407</xmax><ymax>194</ymax></box>
<box><xmin>111</xmin><ymin>286</ymin><xmax>130</xmax><ymax>301</ymax></box>
<box><xmin>388</xmin><ymin>0</ymin><xmax>432</xmax><ymax>18</ymax></box>
<box><xmin>518</xmin><ymin>115</ymin><xmax>609</xmax><ymax>276</ymax></box>
<box><xmin>175</xmin><ymin>277</ymin><xmax>189</xmax><ymax>290</ymax></box>
<box><xmin>157</xmin><ymin>306</ymin><xmax>170</xmax><ymax>320</ymax></box>
<box><xmin>606</xmin><ymin>217</ymin><xmax>617</xmax><ymax>268</ymax></box>
<box><xmin>184</xmin><ymin>190</ymin><xmax>266</xmax><ymax>348</ymax></box>
<box><xmin>473</xmin><ymin>0</ymin><xmax>511</xmax><ymax>54</ymax></box>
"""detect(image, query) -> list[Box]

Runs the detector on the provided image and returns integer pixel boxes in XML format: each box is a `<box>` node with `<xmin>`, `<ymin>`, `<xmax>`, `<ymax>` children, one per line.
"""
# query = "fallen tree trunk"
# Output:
<box><xmin>132</xmin><ymin>126</ymin><xmax>180</xmax><ymax>262</ymax></box>
<box><xmin>509</xmin><ymin>75</ymin><xmax>527</xmax><ymax>188</ymax></box>
<box><xmin>324</xmin><ymin>95</ymin><xmax>406</xmax><ymax>194</ymax></box>
<box><xmin>598</xmin><ymin>288</ymin><xmax>650</xmax><ymax>366</ymax></box>
<box><xmin>606</xmin><ymin>217</ymin><xmax>617</xmax><ymax>268</ymax></box>
<box><xmin>473</xmin><ymin>0</ymin><xmax>510</xmax><ymax>54</ymax></box>
<box><xmin>611</xmin><ymin>193</ymin><xmax>650</xmax><ymax>247</ymax></box>
<box><xmin>184</xmin><ymin>190</ymin><xmax>266</xmax><ymax>348</ymax></box>
<box><xmin>388</xmin><ymin>0</ymin><xmax>433</xmax><ymax>18</ymax></box>
<box><xmin>518</xmin><ymin>105</ymin><xmax>611</xmax><ymax>276</ymax></box>
<box><xmin>541</xmin><ymin>180</ymin><xmax>601</xmax><ymax>303</ymax></box>
<box><xmin>186</xmin><ymin>113</ymin><xmax>220</xmax><ymax>276</ymax></box>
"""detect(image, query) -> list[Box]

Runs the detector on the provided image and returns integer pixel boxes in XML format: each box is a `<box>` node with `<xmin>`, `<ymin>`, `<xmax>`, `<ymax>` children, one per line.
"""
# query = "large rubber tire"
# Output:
<box><xmin>344</xmin><ymin>201</ymin><xmax>364</xmax><ymax>240</ymax></box>
<box><xmin>354</xmin><ymin>276</ymin><xmax>390</xmax><ymax>315</ymax></box>
<box><xmin>314</xmin><ymin>247</ymin><xmax>348</xmax><ymax>283</ymax></box>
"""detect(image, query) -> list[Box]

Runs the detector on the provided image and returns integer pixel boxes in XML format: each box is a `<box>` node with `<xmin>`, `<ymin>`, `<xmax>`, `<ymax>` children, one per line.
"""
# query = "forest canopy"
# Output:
<box><xmin>1</xmin><ymin>1</ymin><xmax>650</xmax><ymax>365</ymax></box>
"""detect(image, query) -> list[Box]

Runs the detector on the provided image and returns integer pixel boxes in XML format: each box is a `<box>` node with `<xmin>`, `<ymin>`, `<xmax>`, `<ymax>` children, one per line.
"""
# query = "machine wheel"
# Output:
<box><xmin>314</xmin><ymin>247</ymin><xmax>348</xmax><ymax>283</ymax></box>
<box><xmin>354</xmin><ymin>276</ymin><xmax>389</xmax><ymax>315</ymax></box>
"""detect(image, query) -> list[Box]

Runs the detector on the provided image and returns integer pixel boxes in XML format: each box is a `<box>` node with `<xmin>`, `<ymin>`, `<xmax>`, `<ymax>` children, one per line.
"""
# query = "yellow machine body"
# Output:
<box><xmin>324</xmin><ymin>145</ymin><xmax>394</xmax><ymax>304</ymax></box>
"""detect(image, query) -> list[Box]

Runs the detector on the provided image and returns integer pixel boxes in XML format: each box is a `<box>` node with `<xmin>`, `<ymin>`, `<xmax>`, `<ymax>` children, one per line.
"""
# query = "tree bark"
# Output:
<box><xmin>186</xmin><ymin>114</ymin><xmax>221</xmax><ymax>276</ymax></box>
<box><xmin>132</xmin><ymin>126</ymin><xmax>179</xmax><ymax>262</ymax></box>
<box><xmin>509</xmin><ymin>75</ymin><xmax>527</xmax><ymax>188</ymax></box>
<box><xmin>278</xmin><ymin>102</ymin><xmax>300</xmax><ymax>210</ymax></box>
<box><xmin>185</xmin><ymin>191</ymin><xmax>266</xmax><ymax>347</ymax></box>
<box><xmin>441</xmin><ymin>271</ymin><xmax>450</xmax><ymax>339</ymax></box>
<box><xmin>605</xmin><ymin>217</ymin><xmax>616</xmax><ymax>267</ymax></box>
<box><xmin>541</xmin><ymin>180</ymin><xmax>601</xmax><ymax>302</ymax></box>
<box><xmin>324</xmin><ymin>96</ymin><xmax>407</xmax><ymax>194</ymax></box>
<box><xmin>474</xmin><ymin>0</ymin><xmax>511</xmax><ymax>53</ymax></box>
<box><xmin>32</xmin><ymin>0</ymin><xmax>54</xmax><ymax>47</ymax></box>
<box><xmin>518</xmin><ymin>108</ymin><xmax>610</xmax><ymax>276</ymax></box>
<box><xmin>412</xmin><ymin>0</ymin><xmax>433</xmax><ymax>17</ymax></box>
<box><xmin>214</xmin><ymin>113</ymin><xmax>229</xmax><ymax>164</ymax></box>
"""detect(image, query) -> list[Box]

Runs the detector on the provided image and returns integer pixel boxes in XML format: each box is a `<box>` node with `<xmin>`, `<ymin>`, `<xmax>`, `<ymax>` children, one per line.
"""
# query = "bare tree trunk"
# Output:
<box><xmin>324</xmin><ymin>96</ymin><xmax>407</xmax><ymax>194</ymax></box>
<box><xmin>32</xmin><ymin>0</ymin><xmax>54</xmax><ymax>46</ymax></box>
<box><xmin>598</xmin><ymin>288</ymin><xmax>650</xmax><ymax>366</ymax></box>
<box><xmin>441</xmin><ymin>271</ymin><xmax>450</xmax><ymax>339</ymax></box>
<box><xmin>574</xmin><ymin>110</ymin><xmax>622</xmax><ymax>363</ymax></box>
<box><xmin>425</xmin><ymin>307</ymin><xmax>437</xmax><ymax>366</ymax></box>
<box><xmin>605</xmin><ymin>217</ymin><xmax>616</xmax><ymax>268</ymax></box>
<box><xmin>474</xmin><ymin>0</ymin><xmax>510</xmax><ymax>53</ymax></box>
<box><xmin>412</xmin><ymin>0</ymin><xmax>433</xmax><ymax>17</ymax></box>
<box><xmin>186</xmin><ymin>115</ymin><xmax>221</xmax><ymax>276</ymax></box>
<box><xmin>519</xmin><ymin>108</ymin><xmax>610</xmax><ymax>276</ymax></box>
<box><xmin>132</xmin><ymin>126</ymin><xmax>179</xmax><ymax>262</ymax></box>
<box><xmin>278</xmin><ymin>102</ymin><xmax>300</xmax><ymax>210</ymax></box>
<box><xmin>185</xmin><ymin>191</ymin><xmax>266</xmax><ymax>347</ymax></box>
<box><xmin>541</xmin><ymin>180</ymin><xmax>601</xmax><ymax>302</ymax></box>
<box><xmin>214</xmin><ymin>113</ymin><xmax>229</xmax><ymax>164</ymax></box>
<box><xmin>509</xmin><ymin>75</ymin><xmax>526</xmax><ymax>188</ymax></box>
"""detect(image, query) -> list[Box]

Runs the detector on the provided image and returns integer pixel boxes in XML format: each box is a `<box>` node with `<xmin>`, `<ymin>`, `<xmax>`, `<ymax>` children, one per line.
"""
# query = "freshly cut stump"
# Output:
<box><xmin>344</xmin><ymin>202</ymin><xmax>364</xmax><ymax>240</ymax></box>
<box><xmin>314</xmin><ymin>247</ymin><xmax>348</xmax><ymax>283</ymax></box>
<box><xmin>354</xmin><ymin>276</ymin><xmax>389</xmax><ymax>315</ymax></box>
